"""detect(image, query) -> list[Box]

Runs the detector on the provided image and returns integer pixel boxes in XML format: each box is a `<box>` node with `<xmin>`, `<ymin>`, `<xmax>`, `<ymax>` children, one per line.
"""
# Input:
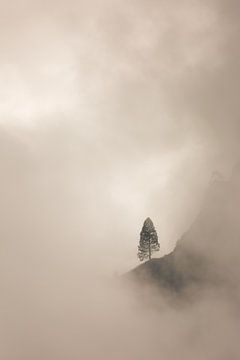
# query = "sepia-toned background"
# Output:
<box><xmin>0</xmin><ymin>1</ymin><xmax>240</xmax><ymax>359</ymax></box>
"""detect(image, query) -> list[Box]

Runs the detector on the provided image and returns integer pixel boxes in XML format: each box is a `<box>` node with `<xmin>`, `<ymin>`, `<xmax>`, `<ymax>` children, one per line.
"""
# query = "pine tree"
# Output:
<box><xmin>138</xmin><ymin>218</ymin><xmax>160</xmax><ymax>261</ymax></box>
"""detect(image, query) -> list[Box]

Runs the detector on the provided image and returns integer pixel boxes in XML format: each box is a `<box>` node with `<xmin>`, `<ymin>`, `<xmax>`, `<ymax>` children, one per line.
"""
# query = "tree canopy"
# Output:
<box><xmin>138</xmin><ymin>218</ymin><xmax>160</xmax><ymax>261</ymax></box>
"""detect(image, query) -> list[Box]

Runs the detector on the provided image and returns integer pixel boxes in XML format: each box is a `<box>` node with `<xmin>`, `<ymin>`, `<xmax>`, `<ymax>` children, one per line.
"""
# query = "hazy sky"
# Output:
<box><xmin>0</xmin><ymin>0</ymin><xmax>240</xmax><ymax>273</ymax></box>
<box><xmin>1</xmin><ymin>1</ymin><xmax>240</xmax><ymax>360</ymax></box>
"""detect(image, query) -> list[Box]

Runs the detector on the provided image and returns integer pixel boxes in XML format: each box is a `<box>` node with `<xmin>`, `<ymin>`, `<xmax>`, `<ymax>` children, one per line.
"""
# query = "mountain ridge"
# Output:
<box><xmin>126</xmin><ymin>166</ymin><xmax>240</xmax><ymax>296</ymax></box>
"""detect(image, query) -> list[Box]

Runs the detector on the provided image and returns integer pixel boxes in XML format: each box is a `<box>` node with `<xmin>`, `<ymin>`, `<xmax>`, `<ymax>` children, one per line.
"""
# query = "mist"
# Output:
<box><xmin>0</xmin><ymin>0</ymin><xmax>240</xmax><ymax>359</ymax></box>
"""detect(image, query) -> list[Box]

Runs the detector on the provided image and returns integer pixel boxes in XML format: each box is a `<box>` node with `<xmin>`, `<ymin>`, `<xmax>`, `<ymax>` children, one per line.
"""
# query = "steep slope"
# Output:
<box><xmin>127</xmin><ymin>241</ymin><xmax>214</xmax><ymax>293</ymax></box>
<box><xmin>127</xmin><ymin>165</ymin><xmax>240</xmax><ymax>294</ymax></box>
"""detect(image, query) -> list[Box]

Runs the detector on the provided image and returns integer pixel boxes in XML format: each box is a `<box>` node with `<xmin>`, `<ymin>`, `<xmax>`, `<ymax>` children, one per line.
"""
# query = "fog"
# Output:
<box><xmin>0</xmin><ymin>0</ymin><xmax>240</xmax><ymax>359</ymax></box>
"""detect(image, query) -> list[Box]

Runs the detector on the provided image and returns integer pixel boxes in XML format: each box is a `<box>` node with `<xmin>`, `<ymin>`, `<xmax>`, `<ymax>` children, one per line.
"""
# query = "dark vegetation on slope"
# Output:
<box><xmin>126</xmin><ymin>240</ymin><xmax>216</xmax><ymax>294</ymax></box>
<box><xmin>126</xmin><ymin>165</ymin><xmax>240</xmax><ymax>295</ymax></box>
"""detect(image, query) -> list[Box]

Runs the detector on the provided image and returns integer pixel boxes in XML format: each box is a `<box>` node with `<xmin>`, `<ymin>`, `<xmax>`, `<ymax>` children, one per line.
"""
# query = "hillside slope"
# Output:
<box><xmin>127</xmin><ymin>166</ymin><xmax>240</xmax><ymax>294</ymax></box>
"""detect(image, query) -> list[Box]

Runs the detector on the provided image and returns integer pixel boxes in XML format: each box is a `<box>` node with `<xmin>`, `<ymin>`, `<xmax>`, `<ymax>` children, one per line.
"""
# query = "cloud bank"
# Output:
<box><xmin>0</xmin><ymin>0</ymin><xmax>240</xmax><ymax>359</ymax></box>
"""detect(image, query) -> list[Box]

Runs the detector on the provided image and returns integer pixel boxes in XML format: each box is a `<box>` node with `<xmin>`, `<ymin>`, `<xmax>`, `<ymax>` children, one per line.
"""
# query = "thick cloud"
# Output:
<box><xmin>0</xmin><ymin>1</ymin><xmax>240</xmax><ymax>359</ymax></box>
<box><xmin>1</xmin><ymin>0</ymin><xmax>239</xmax><ymax>255</ymax></box>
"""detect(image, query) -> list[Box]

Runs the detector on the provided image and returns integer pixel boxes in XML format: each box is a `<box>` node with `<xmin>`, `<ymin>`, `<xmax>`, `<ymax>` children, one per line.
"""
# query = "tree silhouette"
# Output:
<box><xmin>138</xmin><ymin>218</ymin><xmax>160</xmax><ymax>261</ymax></box>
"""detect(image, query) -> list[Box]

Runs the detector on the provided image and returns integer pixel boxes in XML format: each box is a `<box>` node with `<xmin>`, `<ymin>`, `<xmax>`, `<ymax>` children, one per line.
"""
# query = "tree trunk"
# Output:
<box><xmin>149</xmin><ymin>239</ymin><xmax>151</xmax><ymax>260</ymax></box>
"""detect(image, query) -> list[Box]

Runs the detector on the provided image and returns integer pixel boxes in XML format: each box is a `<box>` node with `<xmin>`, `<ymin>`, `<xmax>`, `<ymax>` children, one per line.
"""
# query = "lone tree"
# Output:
<box><xmin>138</xmin><ymin>218</ymin><xmax>160</xmax><ymax>261</ymax></box>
